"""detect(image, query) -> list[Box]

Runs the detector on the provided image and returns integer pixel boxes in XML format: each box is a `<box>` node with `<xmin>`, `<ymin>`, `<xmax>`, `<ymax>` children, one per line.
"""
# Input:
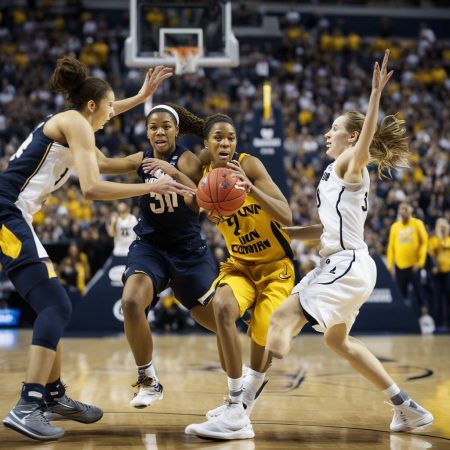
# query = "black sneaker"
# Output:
<box><xmin>44</xmin><ymin>394</ymin><xmax>103</xmax><ymax>423</ymax></box>
<box><xmin>3</xmin><ymin>398</ymin><xmax>64</xmax><ymax>441</ymax></box>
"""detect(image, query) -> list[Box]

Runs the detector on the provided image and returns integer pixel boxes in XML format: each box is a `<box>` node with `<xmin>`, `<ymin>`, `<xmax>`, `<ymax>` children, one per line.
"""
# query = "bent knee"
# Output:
<box><xmin>121</xmin><ymin>295</ymin><xmax>146</xmax><ymax>317</ymax></box>
<box><xmin>212</xmin><ymin>291</ymin><xmax>240</xmax><ymax>323</ymax></box>
<box><xmin>324</xmin><ymin>331</ymin><xmax>350</xmax><ymax>354</ymax></box>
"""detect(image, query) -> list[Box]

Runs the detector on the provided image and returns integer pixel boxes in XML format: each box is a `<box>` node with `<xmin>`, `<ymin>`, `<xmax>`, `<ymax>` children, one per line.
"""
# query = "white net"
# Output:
<box><xmin>168</xmin><ymin>46</ymin><xmax>202</xmax><ymax>75</ymax></box>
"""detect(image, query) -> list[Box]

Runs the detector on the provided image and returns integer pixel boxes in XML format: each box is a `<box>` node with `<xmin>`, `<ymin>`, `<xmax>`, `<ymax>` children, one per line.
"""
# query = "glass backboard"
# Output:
<box><xmin>125</xmin><ymin>0</ymin><xmax>239</xmax><ymax>69</ymax></box>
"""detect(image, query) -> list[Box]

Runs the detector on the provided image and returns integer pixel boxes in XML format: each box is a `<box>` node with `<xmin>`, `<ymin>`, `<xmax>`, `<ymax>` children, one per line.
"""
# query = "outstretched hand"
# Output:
<box><xmin>372</xmin><ymin>49</ymin><xmax>394</xmax><ymax>92</ymax></box>
<box><xmin>150</xmin><ymin>174</ymin><xmax>196</xmax><ymax>197</ymax></box>
<box><xmin>138</xmin><ymin>66</ymin><xmax>173</xmax><ymax>101</ymax></box>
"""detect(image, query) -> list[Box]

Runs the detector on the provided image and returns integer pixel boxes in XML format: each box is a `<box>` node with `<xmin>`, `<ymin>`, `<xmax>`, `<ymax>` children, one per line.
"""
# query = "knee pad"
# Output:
<box><xmin>26</xmin><ymin>277</ymin><xmax>73</xmax><ymax>350</ymax></box>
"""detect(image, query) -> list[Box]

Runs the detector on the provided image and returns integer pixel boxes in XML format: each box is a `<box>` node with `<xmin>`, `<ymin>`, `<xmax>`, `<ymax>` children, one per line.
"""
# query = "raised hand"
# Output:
<box><xmin>149</xmin><ymin>174</ymin><xmax>195</xmax><ymax>197</ymax></box>
<box><xmin>138</xmin><ymin>66</ymin><xmax>173</xmax><ymax>100</ymax></box>
<box><xmin>372</xmin><ymin>49</ymin><xmax>394</xmax><ymax>92</ymax></box>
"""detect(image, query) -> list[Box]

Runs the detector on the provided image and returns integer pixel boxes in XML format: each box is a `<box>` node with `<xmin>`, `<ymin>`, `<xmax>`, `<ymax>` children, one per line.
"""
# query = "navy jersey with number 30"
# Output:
<box><xmin>134</xmin><ymin>145</ymin><xmax>203</xmax><ymax>253</ymax></box>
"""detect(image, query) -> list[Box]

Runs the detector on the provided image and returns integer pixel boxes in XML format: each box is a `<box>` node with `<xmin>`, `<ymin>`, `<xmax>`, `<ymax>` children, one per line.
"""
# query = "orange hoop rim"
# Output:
<box><xmin>168</xmin><ymin>46</ymin><xmax>202</xmax><ymax>59</ymax></box>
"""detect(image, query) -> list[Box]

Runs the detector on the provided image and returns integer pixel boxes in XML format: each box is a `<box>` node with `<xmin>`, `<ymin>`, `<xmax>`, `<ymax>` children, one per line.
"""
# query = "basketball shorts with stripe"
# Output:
<box><xmin>292</xmin><ymin>249</ymin><xmax>377</xmax><ymax>333</ymax></box>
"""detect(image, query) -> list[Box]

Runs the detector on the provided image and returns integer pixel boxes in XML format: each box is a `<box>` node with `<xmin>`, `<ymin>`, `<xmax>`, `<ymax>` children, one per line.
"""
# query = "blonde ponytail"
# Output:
<box><xmin>344</xmin><ymin>111</ymin><xmax>410</xmax><ymax>178</ymax></box>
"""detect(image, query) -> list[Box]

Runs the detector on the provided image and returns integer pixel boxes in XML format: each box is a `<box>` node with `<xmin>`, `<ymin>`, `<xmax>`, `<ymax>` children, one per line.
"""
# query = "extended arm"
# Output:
<box><xmin>96</xmin><ymin>148</ymin><xmax>143</xmax><ymax>175</ymax></box>
<box><xmin>61</xmin><ymin>112</ymin><xmax>196</xmax><ymax>200</ymax></box>
<box><xmin>339</xmin><ymin>49</ymin><xmax>393</xmax><ymax>181</ymax></box>
<box><xmin>112</xmin><ymin>66</ymin><xmax>172</xmax><ymax>117</ymax></box>
<box><xmin>282</xmin><ymin>224</ymin><xmax>323</xmax><ymax>241</ymax></box>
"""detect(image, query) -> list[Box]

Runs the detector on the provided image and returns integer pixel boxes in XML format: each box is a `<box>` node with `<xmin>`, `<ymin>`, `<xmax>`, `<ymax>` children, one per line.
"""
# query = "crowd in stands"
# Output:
<box><xmin>0</xmin><ymin>3</ymin><xmax>448</xmax><ymax>330</ymax></box>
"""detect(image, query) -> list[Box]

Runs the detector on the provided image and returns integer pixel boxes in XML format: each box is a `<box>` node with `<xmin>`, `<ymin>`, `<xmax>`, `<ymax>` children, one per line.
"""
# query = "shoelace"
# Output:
<box><xmin>384</xmin><ymin>401</ymin><xmax>408</xmax><ymax>423</ymax></box>
<box><xmin>131</xmin><ymin>377</ymin><xmax>155</xmax><ymax>388</ymax></box>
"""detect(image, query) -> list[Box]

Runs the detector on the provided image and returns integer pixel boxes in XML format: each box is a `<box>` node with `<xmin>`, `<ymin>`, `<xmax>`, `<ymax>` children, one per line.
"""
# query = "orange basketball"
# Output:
<box><xmin>197</xmin><ymin>167</ymin><xmax>246</xmax><ymax>216</ymax></box>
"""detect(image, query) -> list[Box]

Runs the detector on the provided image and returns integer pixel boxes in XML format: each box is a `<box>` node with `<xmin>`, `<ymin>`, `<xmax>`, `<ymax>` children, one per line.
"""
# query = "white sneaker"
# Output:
<box><xmin>130</xmin><ymin>377</ymin><xmax>163</xmax><ymax>408</ymax></box>
<box><xmin>206</xmin><ymin>379</ymin><xmax>269</xmax><ymax>419</ymax></box>
<box><xmin>186</xmin><ymin>402</ymin><xmax>255</xmax><ymax>440</ymax></box>
<box><xmin>389</xmin><ymin>400</ymin><xmax>433</xmax><ymax>432</ymax></box>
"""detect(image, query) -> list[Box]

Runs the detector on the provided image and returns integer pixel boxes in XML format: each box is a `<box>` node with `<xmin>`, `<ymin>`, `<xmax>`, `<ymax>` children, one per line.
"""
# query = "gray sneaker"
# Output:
<box><xmin>44</xmin><ymin>394</ymin><xmax>103</xmax><ymax>423</ymax></box>
<box><xmin>3</xmin><ymin>399</ymin><xmax>65</xmax><ymax>441</ymax></box>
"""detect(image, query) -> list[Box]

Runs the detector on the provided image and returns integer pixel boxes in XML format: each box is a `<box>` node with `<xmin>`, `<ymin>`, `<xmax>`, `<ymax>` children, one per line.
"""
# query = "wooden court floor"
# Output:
<box><xmin>0</xmin><ymin>330</ymin><xmax>449</xmax><ymax>449</ymax></box>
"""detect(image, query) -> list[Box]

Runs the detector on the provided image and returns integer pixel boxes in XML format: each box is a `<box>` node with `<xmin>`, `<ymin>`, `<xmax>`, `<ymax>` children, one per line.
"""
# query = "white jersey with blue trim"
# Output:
<box><xmin>316</xmin><ymin>162</ymin><xmax>369</xmax><ymax>258</ymax></box>
<box><xmin>0</xmin><ymin>116</ymin><xmax>74</xmax><ymax>224</ymax></box>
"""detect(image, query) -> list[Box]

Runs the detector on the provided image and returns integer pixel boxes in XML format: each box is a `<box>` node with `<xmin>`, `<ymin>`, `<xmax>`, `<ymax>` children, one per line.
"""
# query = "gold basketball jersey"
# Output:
<box><xmin>203</xmin><ymin>153</ymin><xmax>293</xmax><ymax>264</ymax></box>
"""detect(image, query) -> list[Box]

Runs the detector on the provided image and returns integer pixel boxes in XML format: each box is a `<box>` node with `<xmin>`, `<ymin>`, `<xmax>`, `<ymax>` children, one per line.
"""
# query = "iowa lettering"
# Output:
<box><xmin>224</xmin><ymin>204</ymin><xmax>262</xmax><ymax>225</ymax></box>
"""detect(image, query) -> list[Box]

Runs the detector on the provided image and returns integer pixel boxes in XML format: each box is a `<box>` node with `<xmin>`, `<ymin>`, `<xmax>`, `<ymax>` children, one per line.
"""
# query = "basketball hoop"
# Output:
<box><xmin>168</xmin><ymin>46</ymin><xmax>202</xmax><ymax>75</ymax></box>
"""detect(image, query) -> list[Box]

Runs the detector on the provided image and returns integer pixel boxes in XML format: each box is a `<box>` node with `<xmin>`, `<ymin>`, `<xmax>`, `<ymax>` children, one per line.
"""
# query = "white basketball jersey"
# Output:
<box><xmin>15</xmin><ymin>142</ymin><xmax>73</xmax><ymax>224</ymax></box>
<box><xmin>113</xmin><ymin>214</ymin><xmax>138</xmax><ymax>256</ymax></box>
<box><xmin>317</xmin><ymin>162</ymin><xmax>369</xmax><ymax>257</ymax></box>
<box><xmin>0</xmin><ymin>118</ymin><xmax>74</xmax><ymax>224</ymax></box>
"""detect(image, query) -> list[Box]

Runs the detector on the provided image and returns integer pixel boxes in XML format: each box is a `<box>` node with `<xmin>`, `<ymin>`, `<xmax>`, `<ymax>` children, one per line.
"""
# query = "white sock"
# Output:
<box><xmin>382</xmin><ymin>383</ymin><xmax>401</xmax><ymax>398</ymax></box>
<box><xmin>383</xmin><ymin>383</ymin><xmax>410</xmax><ymax>405</ymax></box>
<box><xmin>243</xmin><ymin>368</ymin><xmax>265</xmax><ymax>405</ymax></box>
<box><xmin>227</xmin><ymin>376</ymin><xmax>244</xmax><ymax>403</ymax></box>
<box><xmin>137</xmin><ymin>361</ymin><xmax>157</xmax><ymax>382</ymax></box>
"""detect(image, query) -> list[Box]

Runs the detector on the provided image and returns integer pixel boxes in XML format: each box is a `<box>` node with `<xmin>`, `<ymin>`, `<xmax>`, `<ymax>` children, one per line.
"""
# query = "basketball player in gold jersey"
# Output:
<box><xmin>163</xmin><ymin>105</ymin><xmax>295</xmax><ymax>439</ymax></box>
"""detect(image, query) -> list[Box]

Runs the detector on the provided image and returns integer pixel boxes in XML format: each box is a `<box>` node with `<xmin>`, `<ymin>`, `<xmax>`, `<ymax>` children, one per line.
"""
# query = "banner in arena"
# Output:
<box><xmin>249</xmin><ymin>105</ymin><xmax>290</xmax><ymax>200</ymax></box>
<box><xmin>67</xmin><ymin>253</ymin><xmax>420</xmax><ymax>334</ymax></box>
<box><xmin>351</xmin><ymin>254</ymin><xmax>420</xmax><ymax>333</ymax></box>
<box><xmin>66</xmin><ymin>256</ymin><xmax>127</xmax><ymax>333</ymax></box>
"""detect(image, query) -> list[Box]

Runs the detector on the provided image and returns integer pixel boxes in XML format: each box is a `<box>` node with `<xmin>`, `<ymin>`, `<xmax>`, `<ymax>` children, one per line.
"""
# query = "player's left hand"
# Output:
<box><xmin>227</xmin><ymin>160</ymin><xmax>253</xmax><ymax>193</ymax></box>
<box><xmin>138</xmin><ymin>66</ymin><xmax>173</xmax><ymax>101</ymax></box>
<box><xmin>142</xmin><ymin>157</ymin><xmax>176</xmax><ymax>177</ymax></box>
<box><xmin>372</xmin><ymin>49</ymin><xmax>394</xmax><ymax>92</ymax></box>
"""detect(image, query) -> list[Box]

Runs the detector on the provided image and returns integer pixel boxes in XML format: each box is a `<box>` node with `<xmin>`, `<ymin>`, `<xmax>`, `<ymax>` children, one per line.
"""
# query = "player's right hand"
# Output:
<box><xmin>150</xmin><ymin>174</ymin><xmax>196</xmax><ymax>196</ymax></box>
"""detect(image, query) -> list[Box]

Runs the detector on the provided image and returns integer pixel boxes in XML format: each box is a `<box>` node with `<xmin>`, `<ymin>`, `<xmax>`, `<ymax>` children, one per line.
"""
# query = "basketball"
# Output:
<box><xmin>196</xmin><ymin>167</ymin><xmax>246</xmax><ymax>216</ymax></box>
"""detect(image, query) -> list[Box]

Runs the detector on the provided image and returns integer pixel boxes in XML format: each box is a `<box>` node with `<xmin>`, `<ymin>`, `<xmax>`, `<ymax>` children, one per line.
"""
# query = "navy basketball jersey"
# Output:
<box><xmin>0</xmin><ymin>115</ymin><xmax>73</xmax><ymax>223</ymax></box>
<box><xmin>134</xmin><ymin>145</ymin><xmax>203</xmax><ymax>252</ymax></box>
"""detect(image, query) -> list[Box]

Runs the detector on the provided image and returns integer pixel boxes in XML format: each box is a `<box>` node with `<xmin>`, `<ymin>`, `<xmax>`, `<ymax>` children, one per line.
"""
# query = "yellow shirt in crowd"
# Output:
<box><xmin>428</xmin><ymin>235</ymin><xmax>450</xmax><ymax>273</ymax></box>
<box><xmin>387</xmin><ymin>218</ymin><xmax>428</xmax><ymax>270</ymax></box>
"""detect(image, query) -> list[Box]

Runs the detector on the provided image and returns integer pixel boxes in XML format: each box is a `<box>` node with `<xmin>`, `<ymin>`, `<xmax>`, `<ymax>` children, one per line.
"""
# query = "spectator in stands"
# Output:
<box><xmin>0</xmin><ymin>4</ymin><xmax>449</xmax><ymax>298</ymax></box>
<box><xmin>387</xmin><ymin>202</ymin><xmax>429</xmax><ymax>315</ymax></box>
<box><xmin>107</xmin><ymin>202</ymin><xmax>137</xmax><ymax>257</ymax></box>
<box><xmin>428</xmin><ymin>218</ymin><xmax>450</xmax><ymax>330</ymax></box>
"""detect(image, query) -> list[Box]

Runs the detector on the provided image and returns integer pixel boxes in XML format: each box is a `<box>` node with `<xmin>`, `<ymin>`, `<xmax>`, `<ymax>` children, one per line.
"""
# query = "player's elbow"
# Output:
<box><xmin>83</xmin><ymin>189</ymin><xmax>96</xmax><ymax>200</ymax></box>
<box><xmin>81</xmin><ymin>182</ymin><xmax>99</xmax><ymax>200</ymax></box>
<box><xmin>279</xmin><ymin>209</ymin><xmax>293</xmax><ymax>227</ymax></box>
